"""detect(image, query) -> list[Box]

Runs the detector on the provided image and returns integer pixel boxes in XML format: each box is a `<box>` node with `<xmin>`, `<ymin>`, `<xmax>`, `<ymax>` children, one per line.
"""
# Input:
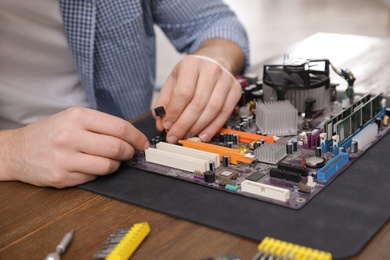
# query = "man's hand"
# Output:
<box><xmin>0</xmin><ymin>107</ymin><xmax>149</xmax><ymax>188</ymax></box>
<box><xmin>154</xmin><ymin>38</ymin><xmax>245</xmax><ymax>143</ymax></box>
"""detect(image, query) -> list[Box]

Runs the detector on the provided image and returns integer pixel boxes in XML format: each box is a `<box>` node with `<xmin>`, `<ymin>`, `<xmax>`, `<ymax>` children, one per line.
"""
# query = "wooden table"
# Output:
<box><xmin>1</xmin><ymin>33</ymin><xmax>390</xmax><ymax>259</ymax></box>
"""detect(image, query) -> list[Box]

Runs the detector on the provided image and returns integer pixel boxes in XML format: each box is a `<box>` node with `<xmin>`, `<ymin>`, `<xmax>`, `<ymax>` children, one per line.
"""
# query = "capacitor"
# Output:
<box><xmin>286</xmin><ymin>142</ymin><xmax>293</xmax><ymax>154</ymax></box>
<box><xmin>204</xmin><ymin>171</ymin><xmax>216</xmax><ymax>183</ymax></box>
<box><xmin>339</xmin><ymin>147</ymin><xmax>346</xmax><ymax>153</ymax></box>
<box><xmin>239</xmin><ymin>121</ymin><xmax>246</xmax><ymax>130</ymax></box>
<box><xmin>219</xmin><ymin>133</ymin><xmax>226</xmax><ymax>143</ymax></box>
<box><xmin>350</xmin><ymin>140</ymin><xmax>358</xmax><ymax>153</ymax></box>
<box><xmin>254</xmin><ymin>141</ymin><xmax>262</xmax><ymax>149</ymax></box>
<box><xmin>224</xmin><ymin>133</ymin><xmax>230</xmax><ymax>142</ymax></box>
<box><xmin>232</xmin><ymin>134</ymin><xmax>239</xmax><ymax>145</ymax></box>
<box><xmin>292</xmin><ymin>140</ymin><xmax>298</xmax><ymax>151</ymax></box>
<box><xmin>252</xmin><ymin>90</ymin><xmax>263</xmax><ymax>101</ymax></box>
<box><xmin>260</xmin><ymin>139</ymin><xmax>266</xmax><ymax>145</ymax></box>
<box><xmin>227</xmin><ymin>142</ymin><xmax>233</xmax><ymax>148</ymax></box>
<box><xmin>150</xmin><ymin>138</ymin><xmax>156</xmax><ymax>147</ymax></box>
<box><xmin>315</xmin><ymin>147</ymin><xmax>322</xmax><ymax>158</ymax></box>
<box><xmin>375</xmin><ymin>118</ymin><xmax>382</xmax><ymax>128</ymax></box>
<box><xmin>223</xmin><ymin>155</ymin><xmax>230</xmax><ymax>167</ymax></box>
<box><xmin>209</xmin><ymin>161</ymin><xmax>216</xmax><ymax>171</ymax></box>
<box><xmin>235</xmin><ymin>125</ymin><xmax>241</xmax><ymax>131</ymax></box>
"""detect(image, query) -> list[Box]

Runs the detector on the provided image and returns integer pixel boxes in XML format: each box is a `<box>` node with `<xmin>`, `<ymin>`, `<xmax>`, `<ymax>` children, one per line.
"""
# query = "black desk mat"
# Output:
<box><xmin>80</xmin><ymin>114</ymin><xmax>390</xmax><ymax>259</ymax></box>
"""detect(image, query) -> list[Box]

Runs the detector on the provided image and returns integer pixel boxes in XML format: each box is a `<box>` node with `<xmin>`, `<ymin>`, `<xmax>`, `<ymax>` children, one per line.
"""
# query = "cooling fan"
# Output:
<box><xmin>262</xmin><ymin>59</ymin><xmax>331</xmax><ymax>115</ymax></box>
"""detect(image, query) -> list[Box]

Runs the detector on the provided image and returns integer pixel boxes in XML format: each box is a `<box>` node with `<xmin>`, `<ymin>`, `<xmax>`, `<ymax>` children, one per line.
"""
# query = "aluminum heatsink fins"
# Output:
<box><xmin>256</xmin><ymin>100</ymin><xmax>298</xmax><ymax>136</ymax></box>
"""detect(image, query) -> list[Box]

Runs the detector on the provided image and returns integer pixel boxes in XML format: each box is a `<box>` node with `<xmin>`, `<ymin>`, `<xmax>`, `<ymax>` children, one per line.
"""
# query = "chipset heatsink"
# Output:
<box><xmin>256</xmin><ymin>100</ymin><xmax>298</xmax><ymax>136</ymax></box>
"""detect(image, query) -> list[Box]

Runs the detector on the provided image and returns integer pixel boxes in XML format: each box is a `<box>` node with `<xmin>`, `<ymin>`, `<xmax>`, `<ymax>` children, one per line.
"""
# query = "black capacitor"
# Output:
<box><xmin>339</xmin><ymin>147</ymin><xmax>346</xmax><ymax>153</ymax></box>
<box><xmin>227</xmin><ymin>142</ymin><xmax>233</xmax><ymax>148</ymax></box>
<box><xmin>350</xmin><ymin>140</ymin><xmax>358</xmax><ymax>153</ymax></box>
<box><xmin>375</xmin><ymin>117</ymin><xmax>382</xmax><ymax>128</ymax></box>
<box><xmin>209</xmin><ymin>161</ymin><xmax>216</xmax><ymax>171</ymax></box>
<box><xmin>252</xmin><ymin>90</ymin><xmax>263</xmax><ymax>101</ymax></box>
<box><xmin>219</xmin><ymin>133</ymin><xmax>226</xmax><ymax>143</ymax></box>
<box><xmin>223</xmin><ymin>155</ymin><xmax>230</xmax><ymax>167</ymax></box>
<box><xmin>204</xmin><ymin>171</ymin><xmax>216</xmax><ymax>183</ymax></box>
<box><xmin>150</xmin><ymin>138</ymin><xmax>156</xmax><ymax>147</ymax></box>
<box><xmin>235</xmin><ymin>125</ymin><xmax>241</xmax><ymax>131</ymax></box>
<box><xmin>256</xmin><ymin>130</ymin><xmax>263</xmax><ymax>135</ymax></box>
<box><xmin>243</xmin><ymin>118</ymin><xmax>249</xmax><ymax>128</ymax></box>
<box><xmin>226</xmin><ymin>133</ymin><xmax>232</xmax><ymax>142</ymax></box>
<box><xmin>260</xmin><ymin>139</ymin><xmax>266</xmax><ymax>144</ymax></box>
<box><xmin>239</xmin><ymin>122</ymin><xmax>246</xmax><ymax>130</ymax></box>
<box><xmin>254</xmin><ymin>141</ymin><xmax>262</xmax><ymax>149</ymax></box>
<box><xmin>315</xmin><ymin>146</ymin><xmax>322</xmax><ymax>158</ymax></box>
<box><xmin>160</xmin><ymin>130</ymin><xmax>167</xmax><ymax>142</ymax></box>
<box><xmin>247</xmin><ymin>116</ymin><xmax>253</xmax><ymax>128</ymax></box>
<box><xmin>286</xmin><ymin>142</ymin><xmax>293</xmax><ymax>154</ymax></box>
<box><xmin>232</xmin><ymin>134</ymin><xmax>239</xmax><ymax>145</ymax></box>
<box><xmin>292</xmin><ymin>140</ymin><xmax>298</xmax><ymax>151</ymax></box>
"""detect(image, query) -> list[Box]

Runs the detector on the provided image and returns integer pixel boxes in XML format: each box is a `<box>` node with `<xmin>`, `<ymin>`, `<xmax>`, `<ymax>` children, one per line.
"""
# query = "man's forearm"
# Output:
<box><xmin>192</xmin><ymin>38</ymin><xmax>246</xmax><ymax>76</ymax></box>
<box><xmin>0</xmin><ymin>129</ymin><xmax>19</xmax><ymax>181</ymax></box>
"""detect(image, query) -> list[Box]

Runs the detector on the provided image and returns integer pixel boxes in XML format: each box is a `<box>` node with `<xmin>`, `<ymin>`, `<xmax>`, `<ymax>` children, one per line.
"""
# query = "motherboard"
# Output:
<box><xmin>127</xmin><ymin>59</ymin><xmax>389</xmax><ymax>209</ymax></box>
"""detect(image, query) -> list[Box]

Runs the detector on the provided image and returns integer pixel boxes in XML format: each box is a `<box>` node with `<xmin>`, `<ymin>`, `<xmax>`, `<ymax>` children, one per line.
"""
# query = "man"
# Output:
<box><xmin>0</xmin><ymin>0</ymin><xmax>249</xmax><ymax>188</ymax></box>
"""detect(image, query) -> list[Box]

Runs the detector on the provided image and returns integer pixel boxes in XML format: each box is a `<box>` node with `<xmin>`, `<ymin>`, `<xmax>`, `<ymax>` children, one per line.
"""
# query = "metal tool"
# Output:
<box><xmin>44</xmin><ymin>230</ymin><xmax>74</xmax><ymax>260</ymax></box>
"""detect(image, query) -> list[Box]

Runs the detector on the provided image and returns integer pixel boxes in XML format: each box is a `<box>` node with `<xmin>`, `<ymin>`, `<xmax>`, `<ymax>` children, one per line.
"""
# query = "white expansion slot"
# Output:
<box><xmin>241</xmin><ymin>180</ymin><xmax>290</xmax><ymax>202</ymax></box>
<box><xmin>156</xmin><ymin>142</ymin><xmax>220</xmax><ymax>168</ymax></box>
<box><xmin>145</xmin><ymin>148</ymin><xmax>209</xmax><ymax>173</ymax></box>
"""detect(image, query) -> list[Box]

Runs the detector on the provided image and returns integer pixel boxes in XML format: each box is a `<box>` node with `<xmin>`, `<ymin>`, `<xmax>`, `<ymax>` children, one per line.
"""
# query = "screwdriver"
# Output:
<box><xmin>45</xmin><ymin>229</ymin><xmax>74</xmax><ymax>260</ymax></box>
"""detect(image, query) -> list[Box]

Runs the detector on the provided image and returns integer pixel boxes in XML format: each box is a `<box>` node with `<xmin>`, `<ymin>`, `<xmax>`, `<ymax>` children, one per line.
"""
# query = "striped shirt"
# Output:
<box><xmin>60</xmin><ymin>0</ymin><xmax>250</xmax><ymax>120</ymax></box>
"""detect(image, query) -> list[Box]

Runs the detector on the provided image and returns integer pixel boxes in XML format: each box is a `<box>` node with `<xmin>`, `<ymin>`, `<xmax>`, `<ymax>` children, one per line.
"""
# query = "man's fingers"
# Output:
<box><xmin>74</xmin><ymin>132</ymin><xmax>135</xmax><ymax>161</ymax></box>
<box><xmin>164</xmin><ymin>70</ymin><xmax>219</xmax><ymax>142</ymax></box>
<box><xmin>52</xmin><ymin>173</ymin><xmax>97</xmax><ymax>189</ymax></box>
<box><xmin>68</xmin><ymin>153</ymin><xmax>121</xmax><ymax>176</ymax></box>
<box><xmin>180</xmin><ymin>76</ymin><xmax>231</xmax><ymax>140</ymax></box>
<box><xmin>65</xmin><ymin>107</ymin><xmax>149</xmax><ymax>151</ymax></box>
<box><xmin>198</xmin><ymin>80</ymin><xmax>242</xmax><ymax>141</ymax></box>
<box><xmin>159</xmin><ymin>57</ymin><xmax>200</xmax><ymax>130</ymax></box>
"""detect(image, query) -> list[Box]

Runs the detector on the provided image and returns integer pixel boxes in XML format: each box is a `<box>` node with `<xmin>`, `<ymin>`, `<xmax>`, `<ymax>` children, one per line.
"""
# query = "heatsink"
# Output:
<box><xmin>254</xmin><ymin>143</ymin><xmax>286</xmax><ymax>165</ymax></box>
<box><xmin>256</xmin><ymin>100</ymin><xmax>298</xmax><ymax>136</ymax></box>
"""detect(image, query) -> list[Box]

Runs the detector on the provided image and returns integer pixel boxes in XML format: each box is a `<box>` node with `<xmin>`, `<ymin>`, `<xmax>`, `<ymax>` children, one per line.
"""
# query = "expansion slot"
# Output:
<box><xmin>241</xmin><ymin>180</ymin><xmax>290</xmax><ymax>202</ymax></box>
<box><xmin>145</xmin><ymin>148</ymin><xmax>209</xmax><ymax>173</ymax></box>
<box><xmin>219</xmin><ymin>128</ymin><xmax>275</xmax><ymax>144</ymax></box>
<box><xmin>156</xmin><ymin>142</ymin><xmax>220</xmax><ymax>168</ymax></box>
<box><xmin>178</xmin><ymin>139</ymin><xmax>255</xmax><ymax>165</ymax></box>
<box><xmin>317</xmin><ymin>152</ymin><xmax>349</xmax><ymax>181</ymax></box>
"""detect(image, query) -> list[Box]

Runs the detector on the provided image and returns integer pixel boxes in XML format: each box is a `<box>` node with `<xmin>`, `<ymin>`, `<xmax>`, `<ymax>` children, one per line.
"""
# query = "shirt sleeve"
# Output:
<box><xmin>152</xmin><ymin>0</ymin><xmax>250</xmax><ymax>73</ymax></box>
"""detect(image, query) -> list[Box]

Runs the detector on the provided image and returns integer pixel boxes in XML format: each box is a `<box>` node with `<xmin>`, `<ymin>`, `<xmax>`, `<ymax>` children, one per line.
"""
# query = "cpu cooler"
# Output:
<box><xmin>262</xmin><ymin>59</ymin><xmax>331</xmax><ymax>114</ymax></box>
